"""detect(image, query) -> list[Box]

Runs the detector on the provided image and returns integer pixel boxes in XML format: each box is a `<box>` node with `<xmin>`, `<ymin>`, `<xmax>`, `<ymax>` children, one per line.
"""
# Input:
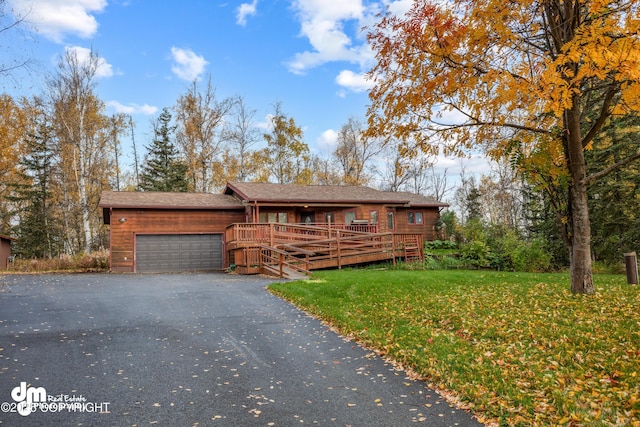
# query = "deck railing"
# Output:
<box><xmin>259</xmin><ymin>245</ymin><xmax>312</xmax><ymax>278</ymax></box>
<box><xmin>226</xmin><ymin>223</ymin><xmax>422</xmax><ymax>277</ymax></box>
<box><xmin>226</xmin><ymin>223</ymin><xmax>380</xmax><ymax>246</ymax></box>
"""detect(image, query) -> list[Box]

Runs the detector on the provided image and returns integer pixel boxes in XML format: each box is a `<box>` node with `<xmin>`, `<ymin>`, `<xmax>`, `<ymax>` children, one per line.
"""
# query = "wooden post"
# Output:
<box><xmin>270</xmin><ymin>223</ymin><xmax>274</xmax><ymax>247</ymax></box>
<box><xmin>624</xmin><ymin>252</ymin><xmax>638</xmax><ymax>285</ymax></box>
<box><xmin>337</xmin><ymin>230</ymin><xmax>341</xmax><ymax>269</ymax></box>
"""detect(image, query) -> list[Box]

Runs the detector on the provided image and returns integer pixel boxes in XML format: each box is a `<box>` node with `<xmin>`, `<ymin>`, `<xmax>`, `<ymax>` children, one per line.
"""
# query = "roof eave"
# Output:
<box><xmin>100</xmin><ymin>204</ymin><xmax>244</xmax><ymax>210</ymax></box>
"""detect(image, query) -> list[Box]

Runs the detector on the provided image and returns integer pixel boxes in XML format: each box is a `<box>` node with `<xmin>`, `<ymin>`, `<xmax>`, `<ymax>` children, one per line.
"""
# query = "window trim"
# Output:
<box><xmin>260</xmin><ymin>212</ymin><xmax>289</xmax><ymax>223</ymax></box>
<box><xmin>407</xmin><ymin>210</ymin><xmax>424</xmax><ymax>225</ymax></box>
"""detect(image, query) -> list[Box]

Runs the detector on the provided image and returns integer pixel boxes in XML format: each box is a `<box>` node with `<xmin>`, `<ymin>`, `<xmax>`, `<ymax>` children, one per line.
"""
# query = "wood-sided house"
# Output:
<box><xmin>100</xmin><ymin>182</ymin><xmax>447</xmax><ymax>274</ymax></box>
<box><xmin>0</xmin><ymin>234</ymin><xmax>15</xmax><ymax>270</ymax></box>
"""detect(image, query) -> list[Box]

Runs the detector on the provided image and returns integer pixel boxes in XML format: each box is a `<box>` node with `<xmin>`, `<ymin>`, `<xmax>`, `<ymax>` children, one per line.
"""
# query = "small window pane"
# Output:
<box><xmin>345</xmin><ymin>211</ymin><xmax>356</xmax><ymax>224</ymax></box>
<box><xmin>408</xmin><ymin>212</ymin><xmax>415</xmax><ymax>224</ymax></box>
<box><xmin>387</xmin><ymin>211</ymin><xmax>394</xmax><ymax>230</ymax></box>
<box><xmin>416</xmin><ymin>212</ymin><xmax>423</xmax><ymax>224</ymax></box>
<box><xmin>278</xmin><ymin>212</ymin><xmax>288</xmax><ymax>223</ymax></box>
<box><xmin>370</xmin><ymin>211</ymin><xmax>379</xmax><ymax>224</ymax></box>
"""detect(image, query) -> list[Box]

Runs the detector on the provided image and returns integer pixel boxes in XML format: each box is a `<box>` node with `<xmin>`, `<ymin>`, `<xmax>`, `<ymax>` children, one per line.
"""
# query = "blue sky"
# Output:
<box><xmin>3</xmin><ymin>0</ymin><xmax>488</xmax><ymax>192</ymax></box>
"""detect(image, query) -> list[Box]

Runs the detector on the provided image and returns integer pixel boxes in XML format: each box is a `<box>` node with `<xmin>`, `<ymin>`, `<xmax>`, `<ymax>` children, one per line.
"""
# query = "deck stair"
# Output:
<box><xmin>403</xmin><ymin>236</ymin><xmax>424</xmax><ymax>263</ymax></box>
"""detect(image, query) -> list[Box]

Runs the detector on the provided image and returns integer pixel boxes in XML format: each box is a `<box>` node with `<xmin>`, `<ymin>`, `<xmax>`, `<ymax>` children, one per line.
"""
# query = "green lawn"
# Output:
<box><xmin>268</xmin><ymin>269</ymin><xmax>640</xmax><ymax>426</ymax></box>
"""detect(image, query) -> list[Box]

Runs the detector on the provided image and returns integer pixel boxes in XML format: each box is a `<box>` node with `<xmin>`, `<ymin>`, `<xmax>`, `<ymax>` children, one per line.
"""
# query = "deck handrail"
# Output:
<box><xmin>225</xmin><ymin>222</ymin><xmax>380</xmax><ymax>244</ymax></box>
<box><xmin>228</xmin><ymin>223</ymin><xmax>423</xmax><ymax>274</ymax></box>
<box><xmin>259</xmin><ymin>244</ymin><xmax>311</xmax><ymax>278</ymax></box>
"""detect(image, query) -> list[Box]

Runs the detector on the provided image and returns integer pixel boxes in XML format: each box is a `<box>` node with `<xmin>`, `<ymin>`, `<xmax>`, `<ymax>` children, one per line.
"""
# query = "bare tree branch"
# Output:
<box><xmin>584</xmin><ymin>151</ymin><xmax>640</xmax><ymax>185</ymax></box>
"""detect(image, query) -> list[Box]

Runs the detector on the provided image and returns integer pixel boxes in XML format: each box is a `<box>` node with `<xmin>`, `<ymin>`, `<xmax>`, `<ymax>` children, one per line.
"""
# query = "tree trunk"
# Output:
<box><xmin>565</xmin><ymin>107</ymin><xmax>595</xmax><ymax>294</ymax></box>
<box><xmin>79</xmin><ymin>174</ymin><xmax>93</xmax><ymax>254</ymax></box>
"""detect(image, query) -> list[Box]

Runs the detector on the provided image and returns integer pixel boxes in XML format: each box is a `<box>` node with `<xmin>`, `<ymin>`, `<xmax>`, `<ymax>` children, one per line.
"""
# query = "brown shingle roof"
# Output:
<box><xmin>99</xmin><ymin>191</ymin><xmax>244</xmax><ymax>209</ymax></box>
<box><xmin>225</xmin><ymin>182</ymin><xmax>448</xmax><ymax>207</ymax></box>
<box><xmin>378</xmin><ymin>191</ymin><xmax>449</xmax><ymax>207</ymax></box>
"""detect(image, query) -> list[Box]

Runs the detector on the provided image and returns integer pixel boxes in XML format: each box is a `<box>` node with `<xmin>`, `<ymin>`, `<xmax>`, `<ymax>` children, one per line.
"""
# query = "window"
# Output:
<box><xmin>259</xmin><ymin>212</ymin><xmax>288</xmax><ymax>223</ymax></box>
<box><xmin>387</xmin><ymin>211</ymin><xmax>394</xmax><ymax>230</ymax></box>
<box><xmin>407</xmin><ymin>211</ymin><xmax>423</xmax><ymax>225</ymax></box>
<box><xmin>370</xmin><ymin>210</ymin><xmax>379</xmax><ymax>224</ymax></box>
<box><xmin>345</xmin><ymin>211</ymin><xmax>356</xmax><ymax>225</ymax></box>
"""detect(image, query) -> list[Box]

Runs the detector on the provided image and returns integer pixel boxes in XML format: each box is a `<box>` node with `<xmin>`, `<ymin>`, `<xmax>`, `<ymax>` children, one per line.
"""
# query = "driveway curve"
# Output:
<box><xmin>0</xmin><ymin>273</ymin><xmax>482</xmax><ymax>426</ymax></box>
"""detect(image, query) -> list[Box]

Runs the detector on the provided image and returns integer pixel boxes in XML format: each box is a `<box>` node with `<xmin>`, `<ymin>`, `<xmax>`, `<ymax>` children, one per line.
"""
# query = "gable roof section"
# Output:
<box><xmin>99</xmin><ymin>191</ymin><xmax>245</xmax><ymax>210</ymax></box>
<box><xmin>224</xmin><ymin>182</ymin><xmax>448</xmax><ymax>207</ymax></box>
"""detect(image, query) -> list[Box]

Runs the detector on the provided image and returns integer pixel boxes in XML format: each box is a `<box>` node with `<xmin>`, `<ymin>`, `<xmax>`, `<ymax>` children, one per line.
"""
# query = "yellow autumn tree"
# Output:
<box><xmin>366</xmin><ymin>0</ymin><xmax>640</xmax><ymax>294</ymax></box>
<box><xmin>0</xmin><ymin>94</ymin><xmax>28</xmax><ymax>232</ymax></box>
<box><xmin>174</xmin><ymin>77</ymin><xmax>234</xmax><ymax>192</ymax></box>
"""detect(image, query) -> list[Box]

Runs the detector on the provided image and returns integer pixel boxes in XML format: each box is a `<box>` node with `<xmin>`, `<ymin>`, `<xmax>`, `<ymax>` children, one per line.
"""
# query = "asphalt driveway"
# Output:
<box><xmin>0</xmin><ymin>273</ymin><xmax>482</xmax><ymax>426</ymax></box>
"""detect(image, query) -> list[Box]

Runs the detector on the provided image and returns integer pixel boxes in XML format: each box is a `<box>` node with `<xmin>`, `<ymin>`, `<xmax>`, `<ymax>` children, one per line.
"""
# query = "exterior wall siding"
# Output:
<box><xmin>108</xmin><ymin>208</ymin><xmax>245</xmax><ymax>272</ymax></box>
<box><xmin>394</xmin><ymin>208</ymin><xmax>440</xmax><ymax>240</ymax></box>
<box><xmin>0</xmin><ymin>238</ymin><xmax>11</xmax><ymax>270</ymax></box>
<box><xmin>250</xmin><ymin>204</ymin><xmax>440</xmax><ymax>240</ymax></box>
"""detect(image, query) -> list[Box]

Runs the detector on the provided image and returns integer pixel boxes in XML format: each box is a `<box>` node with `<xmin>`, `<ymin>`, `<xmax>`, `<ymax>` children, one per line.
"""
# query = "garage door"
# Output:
<box><xmin>136</xmin><ymin>234</ymin><xmax>223</xmax><ymax>273</ymax></box>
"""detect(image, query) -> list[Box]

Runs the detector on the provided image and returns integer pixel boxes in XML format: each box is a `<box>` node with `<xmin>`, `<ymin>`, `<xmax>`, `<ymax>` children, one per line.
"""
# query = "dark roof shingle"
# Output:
<box><xmin>225</xmin><ymin>182</ymin><xmax>448</xmax><ymax>207</ymax></box>
<box><xmin>99</xmin><ymin>191</ymin><xmax>244</xmax><ymax>209</ymax></box>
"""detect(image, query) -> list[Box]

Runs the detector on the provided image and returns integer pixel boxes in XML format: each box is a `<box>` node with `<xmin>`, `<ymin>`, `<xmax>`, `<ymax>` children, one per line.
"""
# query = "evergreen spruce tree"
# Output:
<box><xmin>586</xmin><ymin>115</ymin><xmax>640</xmax><ymax>265</ymax></box>
<box><xmin>140</xmin><ymin>108</ymin><xmax>189</xmax><ymax>192</ymax></box>
<box><xmin>11</xmin><ymin>118</ymin><xmax>60</xmax><ymax>258</ymax></box>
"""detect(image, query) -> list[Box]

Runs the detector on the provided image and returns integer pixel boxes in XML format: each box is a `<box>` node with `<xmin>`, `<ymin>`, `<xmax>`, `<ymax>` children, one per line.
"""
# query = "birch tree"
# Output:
<box><xmin>48</xmin><ymin>48</ymin><xmax>112</xmax><ymax>254</ymax></box>
<box><xmin>174</xmin><ymin>77</ymin><xmax>234</xmax><ymax>192</ymax></box>
<box><xmin>333</xmin><ymin>116</ymin><xmax>382</xmax><ymax>186</ymax></box>
<box><xmin>221</xmin><ymin>96</ymin><xmax>261</xmax><ymax>182</ymax></box>
<box><xmin>263</xmin><ymin>103</ymin><xmax>311</xmax><ymax>184</ymax></box>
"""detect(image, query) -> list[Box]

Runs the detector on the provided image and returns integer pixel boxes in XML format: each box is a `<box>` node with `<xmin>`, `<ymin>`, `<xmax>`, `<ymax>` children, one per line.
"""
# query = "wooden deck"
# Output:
<box><xmin>225</xmin><ymin>223</ymin><xmax>424</xmax><ymax>278</ymax></box>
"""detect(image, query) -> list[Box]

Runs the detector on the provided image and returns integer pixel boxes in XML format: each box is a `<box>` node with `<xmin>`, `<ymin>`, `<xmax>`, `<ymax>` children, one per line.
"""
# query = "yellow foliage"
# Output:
<box><xmin>366</xmin><ymin>0</ymin><xmax>640</xmax><ymax>156</ymax></box>
<box><xmin>0</xmin><ymin>95</ymin><xmax>29</xmax><ymax>196</ymax></box>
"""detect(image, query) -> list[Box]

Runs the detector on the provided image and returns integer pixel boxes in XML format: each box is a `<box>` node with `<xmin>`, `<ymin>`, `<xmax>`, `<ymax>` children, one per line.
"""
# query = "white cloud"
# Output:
<box><xmin>384</xmin><ymin>0</ymin><xmax>413</xmax><ymax>17</ymax></box>
<box><xmin>170</xmin><ymin>47</ymin><xmax>208</xmax><ymax>81</ymax></box>
<box><xmin>255</xmin><ymin>113</ymin><xmax>274</xmax><ymax>130</ymax></box>
<box><xmin>335</xmin><ymin>69</ymin><xmax>373</xmax><ymax>92</ymax></box>
<box><xmin>316</xmin><ymin>128</ymin><xmax>339</xmax><ymax>154</ymax></box>
<box><xmin>106</xmin><ymin>100</ymin><xmax>157</xmax><ymax>115</ymax></box>
<box><xmin>65</xmin><ymin>45</ymin><xmax>113</xmax><ymax>78</ymax></box>
<box><xmin>236</xmin><ymin>0</ymin><xmax>258</xmax><ymax>26</ymax></box>
<box><xmin>9</xmin><ymin>0</ymin><xmax>107</xmax><ymax>43</ymax></box>
<box><xmin>287</xmin><ymin>0</ymin><xmax>376</xmax><ymax>75</ymax></box>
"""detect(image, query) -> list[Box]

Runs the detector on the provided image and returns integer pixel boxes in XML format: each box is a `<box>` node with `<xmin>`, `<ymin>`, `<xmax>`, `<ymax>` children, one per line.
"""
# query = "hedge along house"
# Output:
<box><xmin>100</xmin><ymin>182</ymin><xmax>448</xmax><ymax>274</ymax></box>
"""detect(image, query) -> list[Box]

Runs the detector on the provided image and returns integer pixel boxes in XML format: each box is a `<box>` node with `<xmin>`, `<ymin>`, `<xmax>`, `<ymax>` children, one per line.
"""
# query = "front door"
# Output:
<box><xmin>300</xmin><ymin>212</ymin><xmax>315</xmax><ymax>224</ymax></box>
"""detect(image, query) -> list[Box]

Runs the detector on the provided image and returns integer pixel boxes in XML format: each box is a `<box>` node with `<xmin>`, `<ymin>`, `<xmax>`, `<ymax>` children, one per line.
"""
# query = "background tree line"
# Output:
<box><xmin>0</xmin><ymin>49</ymin><xmax>397</xmax><ymax>258</ymax></box>
<box><xmin>1</xmin><ymin>29</ymin><xmax>639</xmax><ymax>277</ymax></box>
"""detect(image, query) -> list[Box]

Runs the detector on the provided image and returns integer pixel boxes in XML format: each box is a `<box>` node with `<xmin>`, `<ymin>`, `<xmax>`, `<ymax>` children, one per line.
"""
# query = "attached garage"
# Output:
<box><xmin>100</xmin><ymin>192</ymin><xmax>246</xmax><ymax>273</ymax></box>
<box><xmin>136</xmin><ymin>234</ymin><xmax>223</xmax><ymax>273</ymax></box>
